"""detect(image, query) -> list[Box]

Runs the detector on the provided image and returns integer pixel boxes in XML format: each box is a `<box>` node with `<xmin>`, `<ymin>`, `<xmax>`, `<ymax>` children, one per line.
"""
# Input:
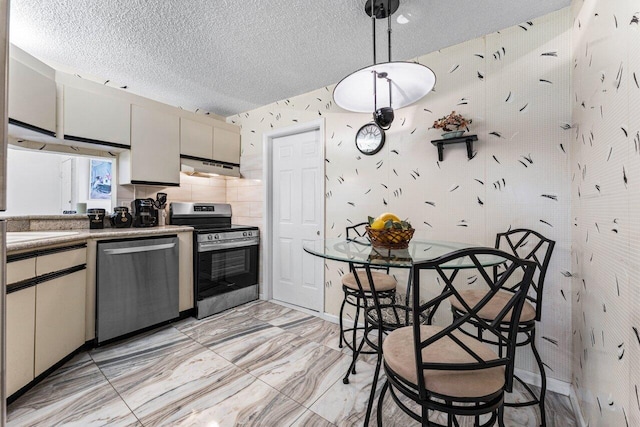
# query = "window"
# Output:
<box><xmin>5</xmin><ymin>147</ymin><xmax>115</xmax><ymax>215</ymax></box>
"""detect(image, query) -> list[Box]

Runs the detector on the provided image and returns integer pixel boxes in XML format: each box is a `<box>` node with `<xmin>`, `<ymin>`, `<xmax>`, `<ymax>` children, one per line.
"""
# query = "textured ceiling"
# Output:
<box><xmin>10</xmin><ymin>0</ymin><xmax>570</xmax><ymax>117</ymax></box>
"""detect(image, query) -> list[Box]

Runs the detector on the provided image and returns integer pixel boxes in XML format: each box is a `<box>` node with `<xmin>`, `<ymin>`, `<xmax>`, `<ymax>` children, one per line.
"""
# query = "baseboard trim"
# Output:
<box><xmin>569</xmin><ymin>384</ymin><xmax>587</xmax><ymax>427</ymax></box>
<box><xmin>268</xmin><ymin>298</ymin><xmax>323</xmax><ymax>318</ymax></box>
<box><xmin>513</xmin><ymin>368</ymin><xmax>571</xmax><ymax>396</ymax></box>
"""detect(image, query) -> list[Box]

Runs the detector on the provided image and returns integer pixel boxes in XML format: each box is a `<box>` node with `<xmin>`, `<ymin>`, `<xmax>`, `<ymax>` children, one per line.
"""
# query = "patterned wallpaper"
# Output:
<box><xmin>230</xmin><ymin>9</ymin><xmax>572</xmax><ymax>383</ymax></box>
<box><xmin>571</xmin><ymin>0</ymin><xmax>640</xmax><ymax>425</ymax></box>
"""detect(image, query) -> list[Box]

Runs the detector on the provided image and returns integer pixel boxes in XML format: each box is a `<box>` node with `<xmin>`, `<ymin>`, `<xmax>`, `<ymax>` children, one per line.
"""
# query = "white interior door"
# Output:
<box><xmin>272</xmin><ymin>128</ymin><xmax>324</xmax><ymax>311</ymax></box>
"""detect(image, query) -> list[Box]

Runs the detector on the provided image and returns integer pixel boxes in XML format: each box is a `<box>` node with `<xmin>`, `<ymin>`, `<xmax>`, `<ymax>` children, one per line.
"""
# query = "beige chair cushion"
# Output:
<box><xmin>342</xmin><ymin>271</ymin><xmax>397</xmax><ymax>292</ymax></box>
<box><xmin>383</xmin><ymin>325</ymin><xmax>505</xmax><ymax>398</ymax></box>
<box><xmin>449</xmin><ymin>289</ymin><xmax>536</xmax><ymax>323</ymax></box>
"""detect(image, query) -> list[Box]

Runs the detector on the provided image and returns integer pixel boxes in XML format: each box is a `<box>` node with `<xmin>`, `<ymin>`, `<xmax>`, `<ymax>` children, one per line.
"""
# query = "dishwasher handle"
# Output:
<box><xmin>103</xmin><ymin>242</ymin><xmax>176</xmax><ymax>255</ymax></box>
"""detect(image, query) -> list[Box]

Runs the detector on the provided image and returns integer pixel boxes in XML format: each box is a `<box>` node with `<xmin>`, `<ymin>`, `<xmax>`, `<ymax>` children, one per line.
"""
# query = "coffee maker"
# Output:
<box><xmin>131</xmin><ymin>199</ymin><xmax>158</xmax><ymax>227</ymax></box>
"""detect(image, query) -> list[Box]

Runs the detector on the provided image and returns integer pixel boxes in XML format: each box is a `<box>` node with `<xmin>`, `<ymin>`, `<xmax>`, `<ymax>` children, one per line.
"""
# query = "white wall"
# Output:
<box><xmin>230</xmin><ymin>9</ymin><xmax>573</xmax><ymax>383</ymax></box>
<box><xmin>571</xmin><ymin>0</ymin><xmax>640</xmax><ymax>425</ymax></box>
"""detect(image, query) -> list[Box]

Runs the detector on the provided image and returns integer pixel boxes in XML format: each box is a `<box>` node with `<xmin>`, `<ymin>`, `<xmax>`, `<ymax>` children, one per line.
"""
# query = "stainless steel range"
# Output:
<box><xmin>169</xmin><ymin>202</ymin><xmax>259</xmax><ymax>319</ymax></box>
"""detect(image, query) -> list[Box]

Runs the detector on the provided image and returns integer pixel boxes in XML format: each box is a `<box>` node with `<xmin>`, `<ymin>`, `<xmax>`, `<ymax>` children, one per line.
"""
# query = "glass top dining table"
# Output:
<box><xmin>303</xmin><ymin>238</ymin><xmax>505</xmax><ymax>269</ymax></box>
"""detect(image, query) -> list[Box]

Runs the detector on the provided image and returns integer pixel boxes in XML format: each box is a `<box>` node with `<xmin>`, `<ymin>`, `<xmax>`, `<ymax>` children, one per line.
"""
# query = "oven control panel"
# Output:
<box><xmin>197</xmin><ymin>229</ymin><xmax>260</xmax><ymax>252</ymax></box>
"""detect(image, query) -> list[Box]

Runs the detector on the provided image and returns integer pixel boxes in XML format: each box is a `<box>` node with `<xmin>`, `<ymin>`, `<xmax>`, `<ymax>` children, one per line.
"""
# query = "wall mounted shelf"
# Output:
<box><xmin>431</xmin><ymin>134</ymin><xmax>478</xmax><ymax>161</ymax></box>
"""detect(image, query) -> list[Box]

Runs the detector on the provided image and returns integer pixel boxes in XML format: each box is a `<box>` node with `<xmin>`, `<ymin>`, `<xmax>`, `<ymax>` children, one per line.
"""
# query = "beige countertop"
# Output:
<box><xmin>7</xmin><ymin>225</ymin><xmax>194</xmax><ymax>253</ymax></box>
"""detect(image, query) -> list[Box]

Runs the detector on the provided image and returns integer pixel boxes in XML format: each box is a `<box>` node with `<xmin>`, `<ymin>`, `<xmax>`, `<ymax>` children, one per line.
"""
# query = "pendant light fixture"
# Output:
<box><xmin>333</xmin><ymin>0</ymin><xmax>436</xmax><ymax>130</ymax></box>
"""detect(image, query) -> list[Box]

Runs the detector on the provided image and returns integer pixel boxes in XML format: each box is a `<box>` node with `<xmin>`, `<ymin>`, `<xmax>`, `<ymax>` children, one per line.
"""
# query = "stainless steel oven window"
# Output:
<box><xmin>207</xmin><ymin>249</ymin><xmax>251</xmax><ymax>280</ymax></box>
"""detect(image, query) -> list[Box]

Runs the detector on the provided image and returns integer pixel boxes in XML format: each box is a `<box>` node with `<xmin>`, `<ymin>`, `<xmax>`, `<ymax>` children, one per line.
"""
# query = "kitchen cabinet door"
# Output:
<box><xmin>6</xmin><ymin>287</ymin><xmax>36</xmax><ymax>396</ymax></box>
<box><xmin>122</xmin><ymin>105</ymin><xmax>180</xmax><ymax>186</ymax></box>
<box><xmin>7</xmin><ymin>257</ymin><xmax>36</xmax><ymax>284</ymax></box>
<box><xmin>34</xmin><ymin>270</ymin><xmax>86</xmax><ymax>376</ymax></box>
<box><xmin>213</xmin><ymin>127</ymin><xmax>241</xmax><ymax>165</ymax></box>
<box><xmin>63</xmin><ymin>86</ymin><xmax>131</xmax><ymax>147</ymax></box>
<box><xmin>8</xmin><ymin>57</ymin><xmax>56</xmax><ymax>135</ymax></box>
<box><xmin>180</xmin><ymin>118</ymin><xmax>213</xmax><ymax>160</ymax></box>
<box><xmin>36</xmin><ymin>247</ymin><xmax>86</xmax><ymax>276</ymax></box>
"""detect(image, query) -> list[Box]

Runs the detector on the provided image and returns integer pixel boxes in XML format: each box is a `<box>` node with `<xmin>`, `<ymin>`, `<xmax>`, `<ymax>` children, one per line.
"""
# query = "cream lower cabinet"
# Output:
<box><xmin>6</xmin><ymin>244</ymin><xmax>87</xmax><ymax>396</ymax></box>
<box><xmin>35</xmin><ymin>270</ymin><xmax>87</xmax><ymax>376</ymax></box>
<box><xmin>6</xmin><ymin>287</ymin><xmax>36</xmax><ymax>396</ymax></box>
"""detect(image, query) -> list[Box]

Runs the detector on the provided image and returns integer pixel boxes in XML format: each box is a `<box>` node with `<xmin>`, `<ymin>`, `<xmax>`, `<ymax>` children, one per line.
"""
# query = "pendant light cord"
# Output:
<box><xmin>387</xmin><ymin>0</ymin><xmax>392</xmax><ymax>61</ymax></box>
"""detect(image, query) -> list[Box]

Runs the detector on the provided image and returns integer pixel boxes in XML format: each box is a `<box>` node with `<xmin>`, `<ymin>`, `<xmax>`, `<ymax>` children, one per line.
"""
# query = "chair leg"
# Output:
<box><xmin>343</xmin><ymin>328</ymin><xmax>366</xmax><ymax>384</ymax></box>
<box><xmin>339</xmin><ymin>291</ymin><xmax>348</xmax><ymax>349</ymax></box>
<box><xmin>351</xmin><ymin>296</ymin><xmax>362</xmax><ymax>374</ymax></box>
<box><xmin>364</xmin><ymin>352</ymin><xmax>383</xmax><ymax>426</ymax></box>
<box><xmin>498</xmin><ymin>406</ymin><xmax>505</xmax><ymax>427</ymax></box>
<box><xmin>421</xmin><ymin>405</ymin><xmax>430</xmax><ymax>426</ymax></box>
<box><xmin>376</xmin><ymin>380</ymin><xmax>389</xmax><ymax>427</ymax></box>
<box><xmin>530</xmin><ymin>329</ymin><xmax>547</xmax><ymax>427</ymax></box>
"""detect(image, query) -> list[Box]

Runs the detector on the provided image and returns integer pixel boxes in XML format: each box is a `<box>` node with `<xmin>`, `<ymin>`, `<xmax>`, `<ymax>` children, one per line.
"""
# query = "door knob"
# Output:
<box><xmin>317</xmin><ymin>231</ymin><xmax>320</xmax><ymax>236</ymax></box>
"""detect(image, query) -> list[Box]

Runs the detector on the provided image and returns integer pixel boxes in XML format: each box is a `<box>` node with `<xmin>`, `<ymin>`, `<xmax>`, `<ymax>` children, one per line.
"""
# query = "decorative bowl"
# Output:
<box><xmin>365</xmin><ymin>226</ymin><xmax>415</xmax><ymax>249</ymax></box>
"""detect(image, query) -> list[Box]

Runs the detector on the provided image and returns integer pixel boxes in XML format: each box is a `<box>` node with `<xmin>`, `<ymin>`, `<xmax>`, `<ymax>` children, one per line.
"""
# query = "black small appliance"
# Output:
<box><xmin>131</xmin><ymin>199</ymin><xmax>158</xmax><ymax>228</ymax></box>
<box><xmin>87</xmin><ymin>208</ymin><xmax>106</xmax><ymax>229</ymax></box>
<box><xmin>110</xmin><ymin>206</ymin><xmax>133</xmax><ymax>228</ymax></box>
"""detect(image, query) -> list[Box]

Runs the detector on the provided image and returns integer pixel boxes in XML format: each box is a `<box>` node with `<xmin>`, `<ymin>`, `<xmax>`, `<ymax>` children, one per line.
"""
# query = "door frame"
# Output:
<box><xmin>262</xmin><ymin>118</ymin><xmax>325</xmax><ymax>311</ymax></box>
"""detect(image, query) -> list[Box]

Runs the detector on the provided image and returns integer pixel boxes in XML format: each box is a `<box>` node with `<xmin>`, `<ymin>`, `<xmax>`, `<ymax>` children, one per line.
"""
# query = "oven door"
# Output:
<box><xmin>195</xmin><ymin>243</ymin><xmax>259</xmax><ymax>300</ymax></box>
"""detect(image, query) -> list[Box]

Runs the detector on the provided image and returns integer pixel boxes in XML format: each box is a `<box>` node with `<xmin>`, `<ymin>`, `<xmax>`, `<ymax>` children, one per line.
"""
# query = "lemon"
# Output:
<box><xmin>370</xmin><ymin>218</ymin><xmax>386</xmax><ymax>230</ymax></box>
<box><xmin>376</xmin><ymin>212</ymin><xmax>401</xmax><ymax>223</ymax></box>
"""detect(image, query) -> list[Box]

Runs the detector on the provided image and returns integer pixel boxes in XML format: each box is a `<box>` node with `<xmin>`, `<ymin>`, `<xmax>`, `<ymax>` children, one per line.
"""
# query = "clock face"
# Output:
<box><xmin>355</xmin><ymin>123</ymin><xmax>385</xmax><ymax>155</ymax></box>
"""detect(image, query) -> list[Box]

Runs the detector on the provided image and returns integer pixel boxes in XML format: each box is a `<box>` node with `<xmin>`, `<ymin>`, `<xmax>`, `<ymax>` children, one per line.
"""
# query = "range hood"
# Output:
<box><xmin>180</xmin><ymin>156</ymin><xmax>240</xmax><ymax>178</ymax></box>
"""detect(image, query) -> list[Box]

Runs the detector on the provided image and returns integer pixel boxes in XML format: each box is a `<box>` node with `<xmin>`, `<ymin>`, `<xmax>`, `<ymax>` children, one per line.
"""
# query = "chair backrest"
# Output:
<box><xmin>411</xmin><ymin>247</ymin><xmax>536</xmax><ymax>398</ymax></box>
<box><xmin>346</xmin><ymin>222</ymin><xmax>369</xmax><ymax>241</ymax></box>
<box><xmin>495</xmin><ymin>228</ymin><xmax>555</xmax><ymax>321</ymax></box>
<box><xmin>345</xmin><ymin>222</ymin><xmax>391</xmax><ymax>275</ymax></box>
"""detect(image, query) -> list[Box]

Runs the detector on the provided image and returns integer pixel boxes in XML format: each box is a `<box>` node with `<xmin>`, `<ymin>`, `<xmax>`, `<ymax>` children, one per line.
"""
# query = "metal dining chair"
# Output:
<box><xmin>449</xmin><ymin>229</ymin><xmax>555</xmax><ymax>426</ymax></box>
<box><xmin>339</xmin><ymin>222</ymin><xmax>398</xmax><ymax>380</ymax></box>
<box><xmin>378</xmin><ymin>247</ymin><xmax>536</xmax><ymax>427</ymax></box>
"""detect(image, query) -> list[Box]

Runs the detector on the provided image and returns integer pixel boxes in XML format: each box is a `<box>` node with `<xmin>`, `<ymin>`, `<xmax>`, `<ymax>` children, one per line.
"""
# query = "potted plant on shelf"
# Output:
<box><xmin>433</xmin><ymin>111</ymin><xmax>472</xmax><ymax>139</ymax></box>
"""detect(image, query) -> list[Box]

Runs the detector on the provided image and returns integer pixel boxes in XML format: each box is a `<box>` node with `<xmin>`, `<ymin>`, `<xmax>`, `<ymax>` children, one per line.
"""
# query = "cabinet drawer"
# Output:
<box><xmin>35</xmin><ymin>270</ymin><xmax>87</xmax><ymax>376</ymax></box>
<box><xmin>7</xmin><ymin>257</ymin><xmax>36</xmax><ymax>285</ymax></box>
<box><xmin>7</xmin><ymin>287</ymin><xmax>36</xmax><ymax>396</ymax></box>
<box><xmin>36</xmin><ymin>247</ymin><xmax>86</xmax><ymax>276</ymax></box>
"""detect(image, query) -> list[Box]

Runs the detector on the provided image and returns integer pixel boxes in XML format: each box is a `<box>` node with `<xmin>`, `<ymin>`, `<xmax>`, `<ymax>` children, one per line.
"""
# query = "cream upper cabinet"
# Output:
<box><xmin>120</xmin><ymin>104</ymin><xmax>180</xmax><ymax>186</ymax></box>
<box><xmin>6</xmin><ymin>287</ymin><xmax>36</xmax><ymax>396</ymax></box>
<box><xmin>63</xmin><ymin>86</ymin><xmax>131</xmax><ymax>147</ymax></box>
<box><xmin>180</xmin><ymin>118</ymin><xmax>213</xmax><ymax>160</ymax></box>
<box><xmin>213</xmin><ymin>127</ymin><xmax>240</xmax><ymax>165</ymax></box>
<box><xmin>8</xmin><ymin>57</ymin><xmax>56</xmax><ymax>135</ymax></box>
<box><xmin>180</xmin><ymin>118</ymin><xmax>240</xmax><ymax>165</ymax></box>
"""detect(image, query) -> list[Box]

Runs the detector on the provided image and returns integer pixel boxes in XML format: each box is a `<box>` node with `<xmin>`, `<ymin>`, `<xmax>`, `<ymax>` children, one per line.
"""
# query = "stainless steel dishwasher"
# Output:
<box><xmin>96</xmin><ymin>235</ymin><xmax>179</xmax><ymax>344</ymax></box>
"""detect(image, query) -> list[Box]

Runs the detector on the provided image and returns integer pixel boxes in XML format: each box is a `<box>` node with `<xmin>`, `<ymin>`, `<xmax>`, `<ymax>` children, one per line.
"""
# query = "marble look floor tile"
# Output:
<box><xmin>95</xmin><ymin>337</ymin><xmax>239</xmax><ymax>413</ymax></box>
<box><xmin>7</xmin><ymin>354</ymin><xmax>139</xmax><ymax>426</ymax></box>
<box><xmin>90</xmin><ymin>326</ymin><xmax>197</xmax><ymax>375</ymax></box>
<box><xmin>290</xmin><ymin>410</ymin><xmax>337</xmax><ymax>427</ymax></box>
<box><xmin>136</xmin><ymin>372</ymin><xmax>306</xmax><ymax>427</ymax></box>
<box><xmin>310</xmin><ymin>359</ymin><xmax>388</xmax><ymax>427</ymax></box>
<box><xmin>254</xmin><ymin>343</ymin><xmax>352</xmax><ymax>407</ymax></box>
<box><xmin>221</xmin><ymin>329</ymin><xmax>317</xmax><ymax>372</ymax></box>
<box><xmin>280</xmin><ymin>316</ymin><xmax>343</xmax><ymax>350</ymax></box>
<box><xmin>178</xmin><ymin>310</ymin><xmax>278</xmax><ymax>349</ymax></box>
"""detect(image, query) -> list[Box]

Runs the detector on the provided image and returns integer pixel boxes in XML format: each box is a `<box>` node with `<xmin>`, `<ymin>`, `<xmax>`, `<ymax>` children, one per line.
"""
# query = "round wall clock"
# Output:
<box><xmin>355</xmin><ymin>122</ymin><xmax>385</xmax><ymax>155</ymax></box>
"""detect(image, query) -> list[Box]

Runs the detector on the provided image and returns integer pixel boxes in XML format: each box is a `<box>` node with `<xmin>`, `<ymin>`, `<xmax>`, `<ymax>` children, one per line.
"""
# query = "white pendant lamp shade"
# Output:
<box><xmin>333</xmin><ymin>61</ymin><xmax>436</xmax><ymax>113</ymax></box>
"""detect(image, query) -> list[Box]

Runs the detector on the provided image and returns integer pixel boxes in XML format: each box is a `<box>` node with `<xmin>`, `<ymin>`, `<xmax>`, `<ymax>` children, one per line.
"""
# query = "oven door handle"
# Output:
<box><xmin>103</xmin><ymin>243</ymin><xmax>176</xmax><ymax>255</ymax></box>
<box><xmin>198</xmin><ymin>239</ymin><xmax>258</xmax><ymax>252</ymax></box>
